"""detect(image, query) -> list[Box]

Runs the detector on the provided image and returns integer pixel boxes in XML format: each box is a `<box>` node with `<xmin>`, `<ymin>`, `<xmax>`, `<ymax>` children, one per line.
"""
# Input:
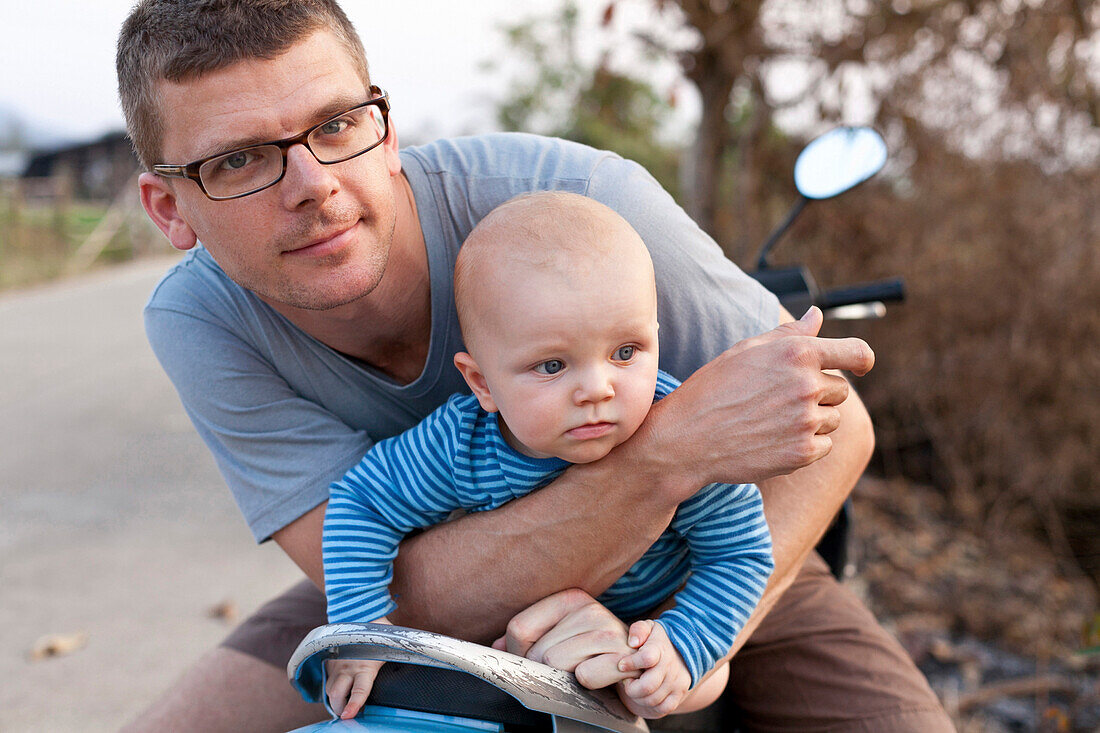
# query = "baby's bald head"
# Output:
<box><xmin>454</xmin><ymin>192</ymin><xmax>655</xmax><ymax>355</ymax></box>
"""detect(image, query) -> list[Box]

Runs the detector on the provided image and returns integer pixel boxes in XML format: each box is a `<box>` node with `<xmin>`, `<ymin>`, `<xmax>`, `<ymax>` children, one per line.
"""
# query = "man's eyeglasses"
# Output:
<box><xmin>153</xmin><ymin>86</ymin><xmax>390</xmax><ymax>201</ymax></box>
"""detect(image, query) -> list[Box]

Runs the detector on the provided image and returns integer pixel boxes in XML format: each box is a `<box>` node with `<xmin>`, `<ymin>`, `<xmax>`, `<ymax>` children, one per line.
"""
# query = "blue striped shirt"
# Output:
<box><xmin>323</xmin><ymin>371</ymin><xmax>773</xmax><ymax>686</ymax></box>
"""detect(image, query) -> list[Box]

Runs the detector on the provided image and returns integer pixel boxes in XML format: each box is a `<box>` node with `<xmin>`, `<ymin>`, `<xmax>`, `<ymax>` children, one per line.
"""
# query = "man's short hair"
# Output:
<box><xmin>117</xmin><ymin>0</ymin><xmax>370</xmax><ymax>170</ymax></box>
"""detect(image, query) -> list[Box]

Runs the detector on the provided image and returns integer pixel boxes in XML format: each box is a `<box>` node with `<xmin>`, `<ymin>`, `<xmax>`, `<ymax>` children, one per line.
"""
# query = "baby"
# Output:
<box><xmin>322</xmin><ymin>191</ymin><xmax>774</xmax><ymax>719</ymax></box>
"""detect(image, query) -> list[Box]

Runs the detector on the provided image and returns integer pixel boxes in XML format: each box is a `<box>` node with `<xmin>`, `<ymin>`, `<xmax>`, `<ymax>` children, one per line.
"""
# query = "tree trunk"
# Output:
<box><xmin>684</xmin><ymin>51</ymin><xmax>736</xmax><ymax>237</ymax></box>
<box><xmin>673</xmin><ymin>0</ymin><xmax>762</xmax><ymax>240</ymax></box>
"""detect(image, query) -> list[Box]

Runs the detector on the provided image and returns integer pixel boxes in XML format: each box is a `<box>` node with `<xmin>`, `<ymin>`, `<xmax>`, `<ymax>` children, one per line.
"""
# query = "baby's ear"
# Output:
<box><xmin>453</xmin><ymin>352</ymin><xmax>499</xmax><ymax>413</ymax></box>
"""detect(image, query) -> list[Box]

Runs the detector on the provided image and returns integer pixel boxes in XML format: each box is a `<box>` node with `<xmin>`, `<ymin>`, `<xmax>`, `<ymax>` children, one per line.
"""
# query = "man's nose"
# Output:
<box><xmin>279</xmin><ymin>143</ymin><xmax>339</xmax><ymax>209</ymax></box>
<box><xmin>573</xmin><ymin>368</ymin><xmax>616</xmax><ymax>405</ymax></box>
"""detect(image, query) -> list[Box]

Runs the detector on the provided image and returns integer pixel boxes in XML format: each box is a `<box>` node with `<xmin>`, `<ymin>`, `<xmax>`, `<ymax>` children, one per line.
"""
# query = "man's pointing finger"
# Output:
<box><xmin>817</xmin><ymin>337</ymin><xmax>875</xmax><ymax>377</ymax></box>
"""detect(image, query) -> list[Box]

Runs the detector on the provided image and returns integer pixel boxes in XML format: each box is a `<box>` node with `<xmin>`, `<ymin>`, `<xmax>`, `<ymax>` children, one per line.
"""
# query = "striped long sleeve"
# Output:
<box><xmin>654</xmin><ymin>480</ymin><xmax>773</xmax><ymax>687</ymax></box>
<box><xmin>323</xmin><ymin>399</ymin><xmax>466</xmax><ymax>623</ymax></box>
<box><xmin>323</xmin><ymin>393</ymin><xmax>568</xmax><ymax>623</ymax></box>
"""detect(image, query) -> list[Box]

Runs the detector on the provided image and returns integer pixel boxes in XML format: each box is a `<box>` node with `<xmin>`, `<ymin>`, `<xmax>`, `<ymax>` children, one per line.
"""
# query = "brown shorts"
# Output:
<box><xmin>222</xmin><ymin>552</ymin><xmax>953</xmax><ymax>732</ymax></box>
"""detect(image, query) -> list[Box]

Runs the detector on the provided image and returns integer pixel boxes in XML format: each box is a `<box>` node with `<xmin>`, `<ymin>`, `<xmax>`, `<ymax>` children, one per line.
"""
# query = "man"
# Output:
<box><xmin>118</xmin><ymin>1</ymin><xmax>953</xmax><ymax>731</ymax></box>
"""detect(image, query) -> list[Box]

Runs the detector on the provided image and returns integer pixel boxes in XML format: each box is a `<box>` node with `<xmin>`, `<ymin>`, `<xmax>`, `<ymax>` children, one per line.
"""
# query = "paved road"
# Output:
<box><xmin>0</xmin><ymin>258</ymin><xmax>304</xmax><ymax>730</ymax></box>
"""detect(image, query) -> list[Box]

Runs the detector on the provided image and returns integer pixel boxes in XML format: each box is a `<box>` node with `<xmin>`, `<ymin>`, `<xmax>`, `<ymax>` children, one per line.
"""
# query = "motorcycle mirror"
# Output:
<box><xmin>794</xmin><ymin>126</ymin><xmax>887</xmax><ymax>200</ymax></box>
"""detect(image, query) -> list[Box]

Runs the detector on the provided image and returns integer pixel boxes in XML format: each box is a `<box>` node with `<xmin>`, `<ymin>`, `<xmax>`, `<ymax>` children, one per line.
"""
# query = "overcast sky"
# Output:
<box><xmin>0</xmin><ymin>0</ymin><xmax>577</xmax><ymax>146</ymax></box>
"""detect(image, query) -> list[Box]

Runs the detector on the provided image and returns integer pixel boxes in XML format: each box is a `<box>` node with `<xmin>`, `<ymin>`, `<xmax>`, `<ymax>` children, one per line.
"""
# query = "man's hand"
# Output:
<box><xmin>492</xmin><ymin>588</ymin><xmax>639</xmax><ymax>690</ymax></box>
<box><xmin>615</xmin><ymin>620</ymin><xmax>692</xmax><ymax>718</ymax></box>
<box><xmin>638</xmin><ymin>306</ymin><xmax>874</xmax><ymax>488</ymax></box>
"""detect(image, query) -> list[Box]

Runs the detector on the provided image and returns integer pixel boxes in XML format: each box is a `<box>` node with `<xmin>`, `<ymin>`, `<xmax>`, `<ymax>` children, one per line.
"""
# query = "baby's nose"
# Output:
<box><xmin>574</xmin><ymin>370</ymin><xmax>615</xmax><ymax>404</ymax></box>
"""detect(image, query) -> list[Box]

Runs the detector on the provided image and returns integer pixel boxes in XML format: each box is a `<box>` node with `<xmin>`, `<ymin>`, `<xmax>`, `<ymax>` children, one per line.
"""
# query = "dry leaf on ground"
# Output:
<box><xmin>207</xmin><ymin>600</ymin><xmax>238</xmax><ymax>622</ymax></box>
<box><xmin>28</xmin><ymin>631</ymin><xmax>89</xmax><ymax>660</ymax></box>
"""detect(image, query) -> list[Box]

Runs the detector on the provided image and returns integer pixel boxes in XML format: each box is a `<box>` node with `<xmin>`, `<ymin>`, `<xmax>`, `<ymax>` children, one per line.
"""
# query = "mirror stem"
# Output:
<box><xmin>755</xmin><ymin>196</ymin><xmax>808</xmax><ymax>271</ymax></box>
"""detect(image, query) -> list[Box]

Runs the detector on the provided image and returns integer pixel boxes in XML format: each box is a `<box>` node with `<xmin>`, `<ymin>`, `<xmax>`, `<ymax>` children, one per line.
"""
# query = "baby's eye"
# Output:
<box><xmin>613</xmin><ymin>345</ymin><xmax>636</xmax><ymax>362</ymax></box>
<box><xmin>534</xmin><ymin>359</ymin><xmax>565</xmax><ymax>375</ymax></box>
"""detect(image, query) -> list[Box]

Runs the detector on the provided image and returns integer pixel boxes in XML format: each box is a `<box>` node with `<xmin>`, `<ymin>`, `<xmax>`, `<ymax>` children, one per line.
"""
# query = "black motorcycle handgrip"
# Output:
<box><xmin>817</xmin><ymin>278</ymin><xmax>905</xmax><ymax>309</ymax></box>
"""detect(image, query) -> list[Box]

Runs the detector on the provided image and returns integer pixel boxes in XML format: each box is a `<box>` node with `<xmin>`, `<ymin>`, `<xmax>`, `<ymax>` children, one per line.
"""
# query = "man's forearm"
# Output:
<box><xmin>272</xmin><ymin>465</ymin><xmax>677</xmax><ymax>644</ymax></box>
<box><xmin>273</xmin><ymin>414</ymin><xmax>689</xmax><ymax>642</ymax></box>
<box><xmin>388</xmin><ymin>436</ymin><xmax>680</xmax><ymax>642</ymax></box>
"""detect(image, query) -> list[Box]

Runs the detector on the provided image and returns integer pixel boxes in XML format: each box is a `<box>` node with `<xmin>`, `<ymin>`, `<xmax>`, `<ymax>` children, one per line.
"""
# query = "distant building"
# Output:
<box><xmin>0</xmin><ymin>150</ymin><xmax>27</xmax><ymax>178</ymax></box>
<box><xmin>21</xmin><ymin>131</ymin><xmax>139</xmax><ymax>201</ymax></box>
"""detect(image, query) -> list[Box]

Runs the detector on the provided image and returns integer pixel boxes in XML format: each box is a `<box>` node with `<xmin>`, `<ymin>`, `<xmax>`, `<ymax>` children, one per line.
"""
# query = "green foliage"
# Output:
<box><xmin>565</xmin><ymin>68</ymin><xmax>682</xmax><ymax>198</ymax></box>
<box><xmin>493</xmin><ymin>3</ymin><xmax>582</xmax><ymax>135</ymax></box>
<box><xmin>490</xmin><ymin>1</ymin><xmax>682</xmax><ymax>199</ymax></box>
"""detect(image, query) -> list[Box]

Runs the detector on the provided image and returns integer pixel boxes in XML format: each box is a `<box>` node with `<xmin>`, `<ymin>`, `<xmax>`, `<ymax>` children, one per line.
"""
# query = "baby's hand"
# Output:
<box><xmin>324</xmin><ymin>617</ymin><xmax>393</xmax><ymax>719</ymax></box>
<box><xmin>325</xmin><ymin>657</ymin><xmax>384</xmax><ymax>720</ymax></box>
<box><xmin>614</xmin><ymin>620</ymin><xmax>692</xmax><ymax>718</ymax></box>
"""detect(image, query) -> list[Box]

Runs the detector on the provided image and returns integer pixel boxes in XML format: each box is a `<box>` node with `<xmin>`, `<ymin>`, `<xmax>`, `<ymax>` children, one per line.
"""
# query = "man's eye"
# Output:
<box><xmin>534</xmin><ymin>360</ymin><xmax>565</xmax><ymax>375</ymax></box>
<box><xmin>319</xmin><ymin>118</ymin><xmax>351</xmax><ymax>135</ymax></box>
<box><xmin>219</xmin><ymin>151</ymin><xmax>254</xmax><ymax>171</ymax></box>
<box><xmin>613</xmin><ymin>345</ymin><xmax>636</xmax><ymax>361</ymax></box>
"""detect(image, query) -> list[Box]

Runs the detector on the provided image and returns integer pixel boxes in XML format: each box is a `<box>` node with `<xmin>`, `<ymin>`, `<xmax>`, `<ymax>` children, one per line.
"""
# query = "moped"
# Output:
<box><xmin>286</xmin><ymin>126</ymin><xmax>903</xmax><ymax>733</ymax></box>
<box><xmin>749</xmin><ymin>125</ymin><xmax>904</xmax><ymax>581</ymax></box>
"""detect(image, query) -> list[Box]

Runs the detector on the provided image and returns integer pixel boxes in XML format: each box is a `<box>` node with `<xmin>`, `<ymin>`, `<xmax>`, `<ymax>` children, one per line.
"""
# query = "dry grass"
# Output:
<box><xmin>777</xmin><ymin>129</ymin><xmax>1099</xmax><ymax>576</ymax></box>
<box><xmin>0</xmin><ymin>185</ymin><xmax>156</xmax><ymax>291</ymax></box>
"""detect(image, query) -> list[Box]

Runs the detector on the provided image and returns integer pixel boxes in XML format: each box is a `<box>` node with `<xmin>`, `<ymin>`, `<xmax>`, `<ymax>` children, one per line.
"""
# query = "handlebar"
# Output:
<box><xmin>288</xmin><ymin>623</ymin><xmax>647</xmax><ymax>732</ymax></box>
<box><xmin>750</xmin><ymin>267</ymin><xmax>905</xmax><ymax>318</ymax></box>
<box><xmin>817</xmin><ymin>278</ymin><xmax>905</xmax><ymax>309</ymax></box>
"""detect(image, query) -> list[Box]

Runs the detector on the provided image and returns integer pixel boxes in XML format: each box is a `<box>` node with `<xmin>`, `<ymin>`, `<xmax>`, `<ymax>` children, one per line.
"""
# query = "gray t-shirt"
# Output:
<box><xmin>145</xmin><ymin>133</ymin><xmax>779</xmax><ymax>542</ymax></box>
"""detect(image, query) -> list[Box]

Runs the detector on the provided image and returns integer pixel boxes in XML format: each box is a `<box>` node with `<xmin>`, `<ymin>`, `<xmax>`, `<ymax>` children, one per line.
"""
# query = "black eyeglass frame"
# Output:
<box><xmin>152</xmin><ymin>85</ymin><xmax>390</xmax><ymax>201</ymax></box>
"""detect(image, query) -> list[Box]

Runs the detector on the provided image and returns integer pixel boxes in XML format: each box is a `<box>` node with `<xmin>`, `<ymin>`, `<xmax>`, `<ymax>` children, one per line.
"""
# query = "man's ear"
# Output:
<box><xmin>382</xmin><ymin>116</ymin><xmax>402</xmax><ymax>178</ymax></box>
<box><xmin>138</xmin><ymin>172</ymin><xmax>198</xmax><ymax>251</ymax></box>
<box><xmin>453</xmin><ymin>351</ymin><xmax>498</xmax><ymax>413</ymax></box>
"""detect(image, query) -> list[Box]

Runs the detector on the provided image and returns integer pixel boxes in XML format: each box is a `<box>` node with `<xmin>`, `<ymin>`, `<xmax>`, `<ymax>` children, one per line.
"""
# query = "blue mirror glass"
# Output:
<box><xmin>794</xmin><ymin>127</ymin><xmax>887</xmax><ymax>200</ymax></box>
